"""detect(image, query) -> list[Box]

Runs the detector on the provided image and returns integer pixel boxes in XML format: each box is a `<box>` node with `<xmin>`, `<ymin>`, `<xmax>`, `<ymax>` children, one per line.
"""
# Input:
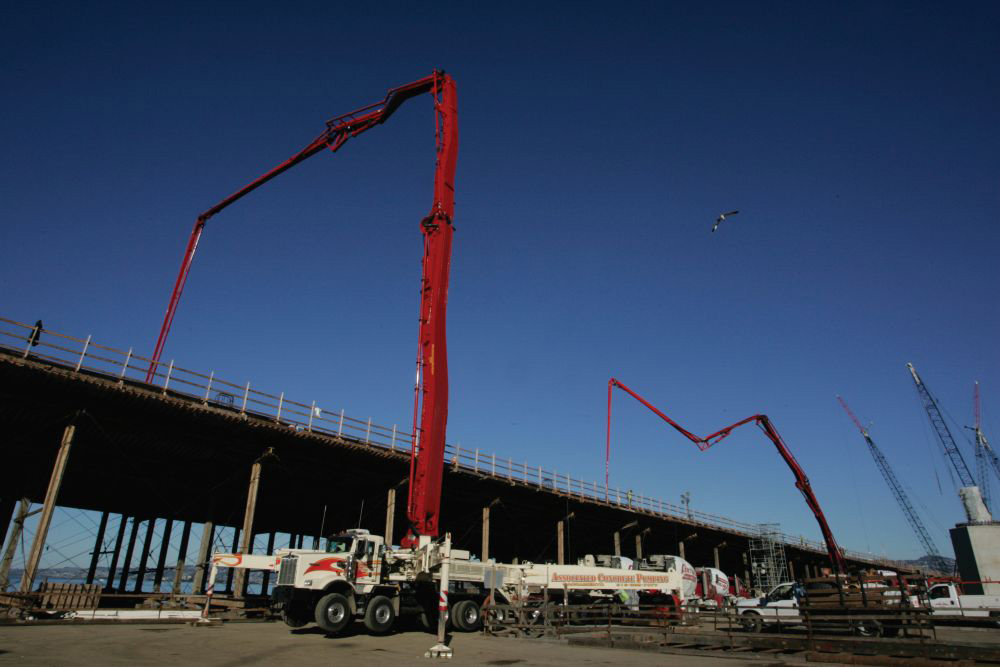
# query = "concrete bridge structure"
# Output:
<box><xmin>0</xmin><ymin>316</ymin><xmax>910</xmax><ymax>598</ymax></box>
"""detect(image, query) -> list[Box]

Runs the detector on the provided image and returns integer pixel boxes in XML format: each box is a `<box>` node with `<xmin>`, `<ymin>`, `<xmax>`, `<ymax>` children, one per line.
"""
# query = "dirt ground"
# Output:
<box><xmin>0</xmin><ymin>621</ymin><xmax>806</xmax><ymax>667</ymax></box>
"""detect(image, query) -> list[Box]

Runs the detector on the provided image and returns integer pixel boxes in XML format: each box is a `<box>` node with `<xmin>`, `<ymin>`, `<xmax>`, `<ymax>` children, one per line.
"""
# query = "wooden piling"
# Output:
<box><xmin>234</xmin><ymin>456</ymin><xmax>263</xmax><ymax>598</ymax></box>
<box><xmin>153</xmin><ymin>518</ymin><xmax>173</xmax><ymax>592</ymax></box>
<box><xmin>192</xmin><ymin>521</ymin><xmax>214</xmax><ymax>594</ymax></box>
<box><xmin>85</xmin><ymin>511</ymin><xmax>109</xmax><ymax>585</ymax></box>
<box><xmin>134</xmin><ymin>518</ymin><xmax>156</xmax><ymax>593</ymax></box>
<box><xmin>105</xmin><ymin>514</ymin><xmax>129</xmax><ymax>592</ymax></box>
<box><xmin>20</xmin><ymin>421</ymin><xmax>76</xmax><ymax>592</ymax></box>
<box><xmin>481</xmin><ymin>505</ymin><xmax>489</xmax><ymax>562</ymax></box>
<box><xmin>118</xmin><ymin>517</ymin><xmax>140</xmax><ymax>592</ymax></box>
<box><xmin>385</xmin><ymin>488</ymin><xmax>396</xmax><ymax>548</ymax></box>
<box><xmin>557</xmin><ymin>520</ymin><xmax>565</xmax><ymax>565</ymax></box>
<box><xmin>171</xmin><ymin>520</ymin><xmax>193</xmax><ymax>594</ymax></box>
<box><xmin>0</xmin><ymin>499</ymin><xmax>32</xmax><ymax>591</ymax></box>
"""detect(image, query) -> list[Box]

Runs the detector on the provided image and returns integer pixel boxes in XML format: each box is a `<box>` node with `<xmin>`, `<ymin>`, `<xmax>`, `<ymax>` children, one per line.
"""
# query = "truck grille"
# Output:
<box><xmin>277</xmin><ymin>555</ymin><xmax>297</xmax><ymax>586</ymax></box>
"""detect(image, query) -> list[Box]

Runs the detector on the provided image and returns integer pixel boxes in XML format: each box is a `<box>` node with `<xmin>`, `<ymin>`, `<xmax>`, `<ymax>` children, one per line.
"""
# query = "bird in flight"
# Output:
<box><xmin>712</xmin><ymin>210</ymin><xmax>739</xmax><ymax>233</ymax></box>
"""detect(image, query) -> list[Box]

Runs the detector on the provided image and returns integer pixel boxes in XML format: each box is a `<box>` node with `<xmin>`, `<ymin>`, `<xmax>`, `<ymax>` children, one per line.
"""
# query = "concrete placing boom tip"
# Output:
<box><xmin>712</xmin><ymin>209</ymin><xmax>739</xmax><ymax>232</ymax></box>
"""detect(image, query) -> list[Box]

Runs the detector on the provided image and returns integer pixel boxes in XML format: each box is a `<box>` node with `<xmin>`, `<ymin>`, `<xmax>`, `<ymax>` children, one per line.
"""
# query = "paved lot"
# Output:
<box><xmin>0</xmin><ymin>621</ymin><xmax>804</xmax><ymax>666</ymax></box>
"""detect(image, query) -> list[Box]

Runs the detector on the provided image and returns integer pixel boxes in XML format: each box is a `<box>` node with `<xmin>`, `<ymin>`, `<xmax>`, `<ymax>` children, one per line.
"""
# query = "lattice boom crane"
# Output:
<box><xmin>836</xmin><ymin>396</ymin><xmax>949</xmax><ymax>572</ymax></box>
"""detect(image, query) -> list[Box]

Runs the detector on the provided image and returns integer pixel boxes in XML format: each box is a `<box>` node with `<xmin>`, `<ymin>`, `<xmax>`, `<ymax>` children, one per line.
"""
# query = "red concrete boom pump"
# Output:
<box><xmin>607</xmin><ymin>378</ymin><xmax>848</xmax><ymax>574</ymax></box>
<box><xmin>145</xmin><ymin>71</ymin><xmax>458</xmax><ymax>546</ymax></box>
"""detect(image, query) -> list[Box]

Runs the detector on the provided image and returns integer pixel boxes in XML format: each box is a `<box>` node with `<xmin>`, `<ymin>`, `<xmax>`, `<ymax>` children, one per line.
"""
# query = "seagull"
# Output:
<box><xmin>712</xmin><ymin>210</ymin><xmax>739</xmax><ymax>233</ymax></box>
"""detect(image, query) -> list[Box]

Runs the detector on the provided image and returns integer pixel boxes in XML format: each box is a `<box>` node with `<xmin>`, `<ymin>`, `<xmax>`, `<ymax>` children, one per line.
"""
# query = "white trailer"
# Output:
<box><xmin>927</xmin><ymin>582</ymin><xmax>1000</xmax><ymax>623</ymax></box>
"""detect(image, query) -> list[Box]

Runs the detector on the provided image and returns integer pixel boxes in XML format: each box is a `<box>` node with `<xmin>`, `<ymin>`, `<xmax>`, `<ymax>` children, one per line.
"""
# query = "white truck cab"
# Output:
<box><xmin>736</xmin><ymin>581</ymin><xmax>803</xmax><ymax>631</ymax></box>
<box><xmin>927</xmin><ymin>582</ymin><xmax>1000</xmax><ymax>622</ymax></box>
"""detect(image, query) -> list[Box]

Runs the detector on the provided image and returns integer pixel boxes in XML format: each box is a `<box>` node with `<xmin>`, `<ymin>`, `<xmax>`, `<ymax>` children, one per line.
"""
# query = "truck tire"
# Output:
<box><xmin>281</xmin><ymin>610</ymin><xmax>308</xmax><ymax>628</ymax></box>
<box><xmin>452</xmin><ymin>599</ymin><xmax>481</xmax><ymax>632</ymax></box>
<box><xmin>315</xmin><ymin>592</ymin><xmax>352</xmax><ymax>634</ymax></box>
<box><xmin>740</xmin><ymin>611</ymin><xmax>763</xmax><ymax>633</ymax></box>
<box><xmin>364</xmin><ymin>596</ymin><xmax>396</xmax><ymax>634</ymax></box>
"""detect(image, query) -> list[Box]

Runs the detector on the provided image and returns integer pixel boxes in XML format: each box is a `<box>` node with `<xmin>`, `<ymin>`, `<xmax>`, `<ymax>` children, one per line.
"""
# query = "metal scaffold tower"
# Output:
<box><xmin>838</xmin><ymin>396</ymin><xmax>950</xmax><ymax>573</ymax></box>
<box><xmin>748</xmin><ymin>523</ymin><xmax>788</xmax><ymax>592</ymax></box>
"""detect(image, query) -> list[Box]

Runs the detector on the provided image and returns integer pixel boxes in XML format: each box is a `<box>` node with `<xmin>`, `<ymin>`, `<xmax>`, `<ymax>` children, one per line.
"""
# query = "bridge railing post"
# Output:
<box><xmin>275</xmin><ymin>392</ymin><xmax>284</xmax><ymax>423</ymax></box>
<box><xmin>241</xmin><ymin>382</ymin><xmax>250</xmax><ymax>414</ymax></box>
<box><xmin>308</xmin><ymin>401</ymin><xmax>316</xmax><ymax>431</ymax></box>
<box><xmin>203</xmin><ymin>371</ymin><xmax>214</xmax><ymax>403</ymax></box>
<box><xmin>75</xmin><ymin>335</ymin><xmax>92</xmax><ymax>372</ymax></box>
<box><xmin>118</xmin><ymin>347</ymin><xmax>132</xmax><ymax>385</ymax></box>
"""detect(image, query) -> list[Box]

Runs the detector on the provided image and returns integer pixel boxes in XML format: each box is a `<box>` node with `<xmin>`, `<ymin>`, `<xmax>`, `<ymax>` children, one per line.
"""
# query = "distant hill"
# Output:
<box><xmin>896</xmin><ymin>554</ymin><xmax>955</xmax><ymax>573</ymax></box>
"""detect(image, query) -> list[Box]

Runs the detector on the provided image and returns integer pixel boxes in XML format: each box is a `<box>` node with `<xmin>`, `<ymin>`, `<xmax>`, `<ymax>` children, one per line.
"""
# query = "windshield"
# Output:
<box><xmin>324</xmin><ymin>537</ymin><xmax>353</xmax><ymax>554</ymax></box>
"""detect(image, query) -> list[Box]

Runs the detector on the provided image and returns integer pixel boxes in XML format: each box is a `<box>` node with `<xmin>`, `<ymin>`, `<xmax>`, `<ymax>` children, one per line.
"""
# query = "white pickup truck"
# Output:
<box><xmin>927</xmin><ymin>582</ymin><xmax>1000</xmax><ymax>623</ymax></box>
<box><xmin>735</xmin><ymin>582</ymin><xmax>803</xmax><ymax>631</ymax></box>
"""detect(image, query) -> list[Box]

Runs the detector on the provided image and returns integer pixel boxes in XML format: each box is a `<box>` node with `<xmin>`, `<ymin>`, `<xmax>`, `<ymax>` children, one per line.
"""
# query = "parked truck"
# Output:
<box><xmin>926</xmin><ymin>582</ymin><xmax>1000</xmax><ymax>623</ymax></box>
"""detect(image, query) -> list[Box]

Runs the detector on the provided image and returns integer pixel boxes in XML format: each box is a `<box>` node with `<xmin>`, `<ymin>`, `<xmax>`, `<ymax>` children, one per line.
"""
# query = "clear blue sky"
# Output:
<box><xmin>2</xmin><ymin>1</ymin><xmax>999</xmax><ymax>565</ymax></box>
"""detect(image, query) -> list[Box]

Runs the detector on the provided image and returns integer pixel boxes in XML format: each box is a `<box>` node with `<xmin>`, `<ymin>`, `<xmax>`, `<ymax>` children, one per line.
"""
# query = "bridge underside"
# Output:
<box><xmin>0</xmin><ymin>350</ymin><xmax>892</xmax><ymax>584</ymax></box>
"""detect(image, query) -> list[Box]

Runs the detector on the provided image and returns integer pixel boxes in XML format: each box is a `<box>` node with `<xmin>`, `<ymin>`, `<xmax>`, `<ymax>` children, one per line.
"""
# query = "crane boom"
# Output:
<box><xmin>607</xmin><ymin>378</ymin><xmax>848</xmax><ymax>573</ymax></box>
<box><xmin>906</xmin><ymin>363</ymin><xmax>976</xmax><ymax>488</ymax></box>
<box><xmin>144</xmin><ymin>71</ymin><xmax>458</xmax><ymax>544</ymax></box>
<box><xmin>836</xmin><ymin>396</ymin><xmax>948</xmax><ymax>572</ymax></box>
<box><xmin>972</xmin><ymin>382</ymin><xmax>999</xmax><ymax>511</ymax></box>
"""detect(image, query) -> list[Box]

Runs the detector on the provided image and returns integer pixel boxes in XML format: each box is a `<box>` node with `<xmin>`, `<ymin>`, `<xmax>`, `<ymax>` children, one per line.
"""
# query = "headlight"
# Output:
<box><xmin>303</xmin><ymin>580</ymin><xmax>313</xmax><ymax>587</ymax></box>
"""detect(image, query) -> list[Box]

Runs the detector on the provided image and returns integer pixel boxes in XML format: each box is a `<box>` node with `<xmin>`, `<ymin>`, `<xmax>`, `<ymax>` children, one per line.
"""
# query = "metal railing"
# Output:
<box><xmin>0</xmin><ymin>316</ymin><xmax>902</xmax><ymax>567</ymax></box>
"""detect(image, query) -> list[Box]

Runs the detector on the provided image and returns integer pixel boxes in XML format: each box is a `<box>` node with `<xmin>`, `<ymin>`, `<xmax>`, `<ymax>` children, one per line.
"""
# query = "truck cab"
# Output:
<box><xmin>272</xmin><ymin>529</ymin><xmax>397</xmax><ymax>634</ymax></box>
<box><xmin>927</xmin><ymin>582</ymin><xmax>1000</xmax><ymax>622</ymax></box>
<box><xmin>736</xmin><ymin>581</ymin><xmax>803</xmax><ymax>631</ymax></box>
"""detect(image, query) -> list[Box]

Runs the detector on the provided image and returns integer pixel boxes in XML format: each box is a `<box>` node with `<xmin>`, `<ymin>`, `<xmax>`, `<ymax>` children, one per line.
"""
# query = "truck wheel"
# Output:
<box><xmin>281</xmin><ymin>610</ymin><xmax>308</xmax><ymax>628</ymax></box>
<box><xmin>452</xmin><ymin>599</ymin><xmax>482</xmax><ymax>632</ymax></box>
<box><xmin>315</xmin><ymin>593</ymin><xmax>352</xmax><ymax>634</ymax></box>
<box><xmin>740</xmin><ymin>611</ymin><xmax>763</xmax><ymax>633</ymax></box>
<box><xmin>853</xmin><ymin>619</ymin><xmax>883</xmax><ymax>637</ymax></box>
<box><xmin>363</xmin><ymin>596</ymin><xmax>396</xmax><ymax>634</ymax></box>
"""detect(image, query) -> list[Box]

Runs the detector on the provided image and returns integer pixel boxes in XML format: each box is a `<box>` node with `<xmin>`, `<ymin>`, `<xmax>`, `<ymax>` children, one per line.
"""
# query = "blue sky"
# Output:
<box><xmin>2</xmin><ymin>1</ymin><xmax>999</xmax><ymax>566</ymax></box>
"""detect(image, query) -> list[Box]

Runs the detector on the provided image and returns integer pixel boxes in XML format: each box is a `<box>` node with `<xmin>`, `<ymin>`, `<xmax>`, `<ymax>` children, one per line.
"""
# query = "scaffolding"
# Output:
<box><xmin>748</xmin><ymin>523</ymin><xmax>788</xmax><ymax>593</ymax></box>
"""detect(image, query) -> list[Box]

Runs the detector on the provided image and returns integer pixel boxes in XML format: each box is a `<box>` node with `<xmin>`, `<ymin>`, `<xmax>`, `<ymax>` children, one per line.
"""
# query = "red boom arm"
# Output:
<box><xmin>607</xmin><ymin>378</ymin><xmax>848</xmax><ymax>573</ymax></box>
<box><xmin>145</xmin><ymin>71</ymin><xmax>458</xmax><ymax>544</ymax></box>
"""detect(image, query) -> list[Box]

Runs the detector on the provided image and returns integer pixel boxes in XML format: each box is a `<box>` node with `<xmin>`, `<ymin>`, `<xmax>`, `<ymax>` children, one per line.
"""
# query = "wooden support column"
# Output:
<box><xmin>234</xmin><ymin>453</ymin><xmax>266</xmax><ymax>598</ymax></box>
<box><xmin>134</xmin><ymin>518</ymin><xmax>156</xmax><ymax>593</ymax></box>
<box><xmin>192</xmin><ymin>521</ymin><xmax>214</xmax><ymax>594</ymax></box>
<box><xmin>0</xmin><ymin>498</ymin><xmax>15</xmax><ymax>551</ymax></box>
<box><xmin>171</xmin><ymin>521</ymin><xmax>193</xmax><ymax>594</ymax></box>
<box><xmin>481</xmin><ymin>506</ymin><xmax>489</xmax><ymax>562</ymax></box>
<box><xmin>788</xmin><ymin>560</ymin><xmax>795</xmax><ymax>580</ymax></box>
<box><xmin>385</xmin><ymin>488</ymin><xmax>396</xmax><ymax>548</ymax></box>
<box><xmin>20</xmin><ymin>421</ymin><xmax>76</xmax><ymax>593</ymax></box>
<box><xmin>557</xmin><ymin>521</ymin><xmax>565</xmax><ymax>565</ymax></box>
<box><xmin>118</xmin><ymin>517</ymin><xmax>141</xmax><ymax>592</ymax></box>
<box><xmin>260</xmin><ymin>532</ymin><xmax>276</xmax><ymax>592</ymax></box>
<box><xmin>613</xmin><ymin>531</ymin><xmax>621</xmax><ymax>557</ymax></box>
<box><xmin>0</xmin><ymin>499</ymin><xmax>34</xmax><ymax>591</ymax></box>
<box><xmin>635</xmin><ymin>534</ymin><xmax>643</xmax><ymax>560</ymax></box>
<box><xmin>153</xmin><ymin>518</ymin><xmax>174</xmax><ymax>592</ymax></box>
<box><xmin>714</xmin><ymin>541</ymin><xmax>727</xmax><ymax>570</ymax></box>
<box><xmin>105</xmin><ymin>515</ymin><xmax>129</xmax><ymax>592</ymax></box>
<box><xmin>85</xmin><ymin>511</ymin><xmax>110</xmax><ymax>585</ymax></box>
<box><xmin>226</xmin><ymin>528</ymin><xmax>241</xmax><ymax>594</ymax></box>
<box><xmin>678</xmin><ymin>540</ymin><xmax>685</xmax><ymax>561</ymax></box>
